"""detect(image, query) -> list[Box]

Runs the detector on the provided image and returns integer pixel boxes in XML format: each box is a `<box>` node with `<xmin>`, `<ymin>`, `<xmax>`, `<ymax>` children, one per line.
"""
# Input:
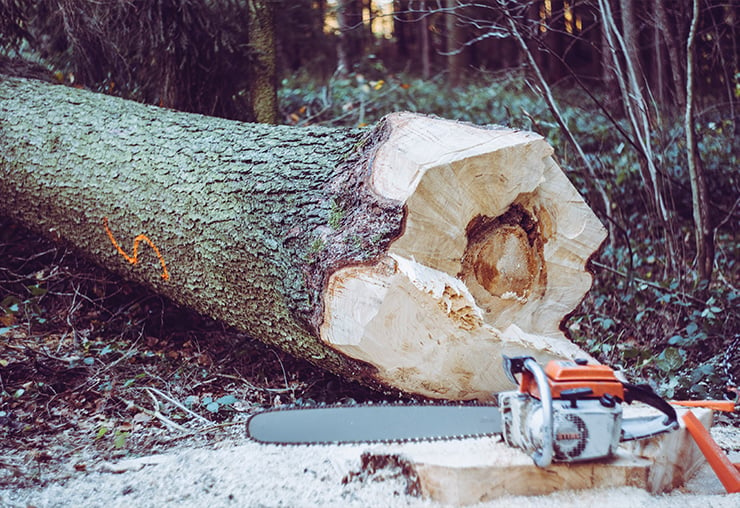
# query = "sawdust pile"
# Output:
<box><xmin>1</xmin><ymin>429</ymin><xmax>738</xmax><ymax>508</ymax></box>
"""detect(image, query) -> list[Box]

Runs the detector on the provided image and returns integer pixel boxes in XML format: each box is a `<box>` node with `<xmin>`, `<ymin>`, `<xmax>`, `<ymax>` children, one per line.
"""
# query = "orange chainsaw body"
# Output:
<box><xmin>519</xmin><ymin>360</ymin><xmax>625</xmax><ymax>401</ymax></box>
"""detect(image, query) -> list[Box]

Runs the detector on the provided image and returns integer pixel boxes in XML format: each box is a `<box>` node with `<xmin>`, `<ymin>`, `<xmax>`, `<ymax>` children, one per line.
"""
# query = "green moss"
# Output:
<box><xmin>308</xmin><ymin>236</ymin><xmax>325</xmax><ymax>255</ymax></box>
<box><xmin>328</xmin><ymin>199</ymin><xmax>344</xmax><ymax>230</ymax></box>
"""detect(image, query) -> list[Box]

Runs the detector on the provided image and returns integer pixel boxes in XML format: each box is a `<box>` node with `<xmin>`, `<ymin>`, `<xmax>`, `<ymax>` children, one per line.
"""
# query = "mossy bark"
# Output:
<box><xmin>0</xmin><ymin>76</ymin><xmax>402</xmax><ymax>391</ymax></box>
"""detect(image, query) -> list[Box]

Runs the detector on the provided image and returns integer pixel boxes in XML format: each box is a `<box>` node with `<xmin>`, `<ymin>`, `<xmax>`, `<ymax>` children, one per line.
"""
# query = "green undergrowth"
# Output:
<box><xmin>280</xmin><ymin>69</ymin><xmax>542</xmax><ymax>129</ymax></box>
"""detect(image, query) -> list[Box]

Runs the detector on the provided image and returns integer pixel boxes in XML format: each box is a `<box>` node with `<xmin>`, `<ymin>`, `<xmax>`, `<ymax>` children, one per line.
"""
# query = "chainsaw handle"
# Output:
<box><xmin>621</xmin><ymin>383</ymin><xmax>679</xmax><ymax>437</ymax></box>
<box><xmin>522</xmin><ymin>358</ymin><xmax>554</xmax><ymax>468</ymax></box>
<box><xmin>501</xmin><ymin>356</ymin><xmax>555</xmax><ymax>467</ymax></box>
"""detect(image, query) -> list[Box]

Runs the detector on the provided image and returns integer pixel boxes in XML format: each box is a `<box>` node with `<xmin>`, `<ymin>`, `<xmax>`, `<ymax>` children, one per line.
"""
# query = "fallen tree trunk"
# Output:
<box><xmin>0</xmin><ymin>76</ymin><xmax>606</xmax><ymax>399</ymax></box>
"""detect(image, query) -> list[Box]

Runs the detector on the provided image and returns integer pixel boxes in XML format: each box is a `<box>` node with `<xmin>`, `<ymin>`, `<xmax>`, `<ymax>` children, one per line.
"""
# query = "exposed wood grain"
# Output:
<box><xmin>321</xmin><ymin>113</ymin><xmax>607</xmax><ymax>398</ymax></box>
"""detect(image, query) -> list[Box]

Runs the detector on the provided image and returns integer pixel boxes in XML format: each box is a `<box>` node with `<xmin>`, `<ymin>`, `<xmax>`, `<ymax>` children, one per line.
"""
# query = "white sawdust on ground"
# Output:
<box><xmin>1</xmin><ymin>426</ymin><xmax>738</xmax><ymax>508</ymax></box>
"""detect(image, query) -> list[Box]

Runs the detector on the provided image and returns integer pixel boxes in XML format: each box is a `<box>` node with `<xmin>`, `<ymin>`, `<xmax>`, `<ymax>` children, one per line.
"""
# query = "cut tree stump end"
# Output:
<box><xmin>320</xmin><ymin>113</ymin><xmax>607</xmax><ymax>399</ymax></box>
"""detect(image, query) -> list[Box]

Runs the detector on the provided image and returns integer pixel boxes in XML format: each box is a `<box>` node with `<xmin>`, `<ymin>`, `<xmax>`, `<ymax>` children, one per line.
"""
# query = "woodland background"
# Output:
<box><xmin>0</xmin><ymin>0</ymin><xmax>737</xmax><ymax>472</ymax></box>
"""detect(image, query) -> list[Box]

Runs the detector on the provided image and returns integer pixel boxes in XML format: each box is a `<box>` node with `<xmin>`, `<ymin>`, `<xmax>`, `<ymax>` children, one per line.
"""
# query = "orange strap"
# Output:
<box><xmin>682</xmin><ymin>410</ymin><xmax>740</xmax><ymax>494</ymax></box>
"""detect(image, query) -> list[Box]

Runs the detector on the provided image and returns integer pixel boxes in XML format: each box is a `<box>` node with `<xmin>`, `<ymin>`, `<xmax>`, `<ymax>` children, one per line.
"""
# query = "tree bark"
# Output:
<box><xmin>599</xmin><ymin>2</ymin><xmax>619</xmax><ymax>107</ymax></box>
<box><xmin>248</xmin><ymin>0</ymin><xmax>278</xmax><ymax>124</ymax></box>
<box><xmin>619</xmin><ymin>0</ymin><xmax>641</xmax><ymax>97</ymax></box>
<box><xmin>0</xmin><ymin>77</ymin><xmax>606</xmax><ymax>400</ymax></box>
<box><xmin>654</xmin><ymin>0</ymin><xmax>686</xmax><ymax>108</ymax></box>
<box><xmin>545</xmin><ymin>0</ymin><xmax>567</xmax><ymax>83</ymax></box>
<box><xmin>419</xmin><ymin>0</ymin><xmax>431</xmax><ymax>80</ymax></box>
<box><xmin>445</xmin><ymin>0</ymin><xmax>465</xmax><ymax>87</ymax></box>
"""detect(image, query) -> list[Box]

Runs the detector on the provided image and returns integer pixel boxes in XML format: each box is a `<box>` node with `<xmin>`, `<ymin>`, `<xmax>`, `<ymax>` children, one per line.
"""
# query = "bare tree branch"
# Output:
<box><xmin>499</xmin><ymin>1</ymin><xmax>613</xmax><ymax>228</ymax></box>
<box><xmin>597</xmin><ymin>0</ymin><xmax>677</xmax><ymax>273</ymax></box>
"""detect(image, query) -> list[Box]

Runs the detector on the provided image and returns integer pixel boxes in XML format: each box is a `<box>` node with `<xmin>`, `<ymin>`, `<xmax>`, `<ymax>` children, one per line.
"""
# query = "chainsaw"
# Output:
<box><xmin>246</xmin><ymin>356</ymin><xmax>679</xmax><ymax>468</ymax></box>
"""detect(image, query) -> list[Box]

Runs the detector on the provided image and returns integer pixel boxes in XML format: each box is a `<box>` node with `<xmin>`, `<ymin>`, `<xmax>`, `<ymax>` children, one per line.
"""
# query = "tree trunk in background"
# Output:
<box><xmin>336</xmin><ymin>0</ymin><xmax>364</xmax><ymax>75</ymax></box>
<box><xmin>248</xmin><ymin>0</ymin><xmax>278</xmax><ymax>124</ymax></box>
<box><xmin>581</xmin><ymin>4</ymin><xmax>602</xmax><ymax>81</ymax></box>
<box><xmin>545</xmin><ymin>0</ymin><xmax>566</xmax><ymax>83</ymax></box>
<box><xmin>527</xmin><ymin>0</ymin><xmax>546</xmax><ymax>82</ymax></box>
<box><xmin>619</xmin><ymin>0</ymin><xmax>644</xmax><ymax>113</ymax></box>
<box><xmin>600</xmin><ymin>10</ymin><xmax>619</xmax><ymax>107</ymax></box>
<box><xmin>420</xmin><ymin>0</ymin><xmax>431</xmax><ymax>79</ymax></box>
<box><xmin>363</xmin><ymin>0</ymin><xmax>375</xmax><ymax>40</ymax></box>
<box><xmin>0</xmin><ymin>77</ymin><xmax>606</xmax><ymax>400</ymax></box>
<box><xmin>654</xmin><ymin>0</ymin><xmax>686</xmax><ymax>109</ymax></box>
<box><xmin>393</xmin><ymin>0</ymin><xmax>410</xmax><ymax>61</ymax></box>
<box><xmin>445</xmin><ymin>0</ymin><xmax>464</xmax><ymax>87</ymax></box>
<box><xmin>685</xmin><ymin>0</ymin><xmax>714</xmax><ymax>283</ymax></box>
<box><xmin>651</xmin><ymin>0</ymin><xmax>665</xmax><ymax>107</ymax></box>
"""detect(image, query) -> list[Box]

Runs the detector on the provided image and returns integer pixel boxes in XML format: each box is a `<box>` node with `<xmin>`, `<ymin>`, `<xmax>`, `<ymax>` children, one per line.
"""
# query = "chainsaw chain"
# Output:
<box><xmin>246</xmin><ymin>399</ymin><xmax>501</xmax><ymax>446</ymax></box>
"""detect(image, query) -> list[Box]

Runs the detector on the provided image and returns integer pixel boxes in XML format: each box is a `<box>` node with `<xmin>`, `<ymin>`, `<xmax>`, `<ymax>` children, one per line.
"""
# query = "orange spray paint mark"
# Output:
<box><xmin>103</xmin><ymin>217</ymin><xmax>170</xmax><ymax>281</ymax></box>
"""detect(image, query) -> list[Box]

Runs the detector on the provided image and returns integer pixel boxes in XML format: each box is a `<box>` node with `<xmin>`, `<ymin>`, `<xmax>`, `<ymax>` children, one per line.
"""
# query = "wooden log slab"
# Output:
<box><xmin>355</xmin><ymin>407</ymin><xmax>713</xmax><ymax>505</ymax></box>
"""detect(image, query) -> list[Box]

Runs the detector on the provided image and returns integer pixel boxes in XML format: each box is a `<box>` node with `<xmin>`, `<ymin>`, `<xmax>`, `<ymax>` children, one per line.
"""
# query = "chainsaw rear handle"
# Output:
<box><xmin>622</xmin><ymin>383</ymin><xmax>677</xmax><ymax>424</ymax></box>
<box><xmin>620</xmin><ymin>382</ymin><xmax>679</xmax><ymax>439</ymax></box>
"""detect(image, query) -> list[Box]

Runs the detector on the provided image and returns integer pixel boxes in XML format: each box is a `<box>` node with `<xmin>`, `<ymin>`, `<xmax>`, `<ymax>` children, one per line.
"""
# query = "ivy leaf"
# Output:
<box><xmin>656</xmin><ymin>347</ymin><xmax>685</xmax><ymax>373</ymax></box>
<box><xmin>685</xmin><ymin>322</ymin><xmax>699</xmax><ymax>336</ymax></box>
<box><xmin>216</xmin><ymin>395</ymin><xmax>237</xmax><ymax>406</ymax></box>
<box><xmin>114</xmin><ymin>431</ymin><xmax>129</xmax><ymax>449</ymax></box>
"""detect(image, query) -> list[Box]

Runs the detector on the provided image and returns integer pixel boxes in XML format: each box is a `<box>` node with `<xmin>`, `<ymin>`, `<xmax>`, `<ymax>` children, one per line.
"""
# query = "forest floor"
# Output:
<box><xmin>1</xmin><ymin>220</ymin><xmax>739</xmax><ymax>507</ymax></box>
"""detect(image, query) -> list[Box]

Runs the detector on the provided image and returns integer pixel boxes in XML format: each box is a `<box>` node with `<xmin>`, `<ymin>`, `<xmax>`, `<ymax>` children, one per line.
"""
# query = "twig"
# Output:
<box><xmin>191</xmin><ymin>377</ymin><xmax>217</xmax><ymax>389</ymax></box>
<box><xmin>270</xmin><ymin>350</ymin><xmax>291</xmax><ymax>394</ymax></box>
<box><xmin>143</xmin><ymin>387</ymin><xmax>212</xmax><ymax>424</ymax></box>
<box><xmin>0</xmin><ymin>342</ymin><xmax>25</xmax><ymax>351</ymax></box>
<box><xmin>590</xmin><ymin>260</ymin><xmax>705</xmax><ymax>306</ymax></box>
<box><xmin>67</xmin><ymin>329</ymin><xmax>144</xmax><ymax>393</ymax></box>
<box><xmin>159</xmin><ymin>421</ymin><xmax>244</xmax><ymax>445</ymax></box>
<box><xmin>116</xmin><ymin>394</ymin><xmax>186</xmax><ymax>432</ymax></box>
<box><xmin>216</xmin><ymin>373</ymin><xmax>295</xmax><ymax>394</ymax></box>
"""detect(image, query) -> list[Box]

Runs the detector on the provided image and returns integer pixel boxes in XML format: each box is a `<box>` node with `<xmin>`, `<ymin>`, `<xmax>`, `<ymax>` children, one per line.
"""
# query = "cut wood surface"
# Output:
<box><xmin>0</xmin><ymin>77</ymin><xmax>606</xmax><ymax>398</ymax></box>
<box><xmin>320</xmin><ymin>114</ymin><xmax>607</xmax><ymax>398</ymax></box>
<box><xmin>362</xmin><ymin>407</ymin><xmax>713</xmax><ymax>505</ymax></box>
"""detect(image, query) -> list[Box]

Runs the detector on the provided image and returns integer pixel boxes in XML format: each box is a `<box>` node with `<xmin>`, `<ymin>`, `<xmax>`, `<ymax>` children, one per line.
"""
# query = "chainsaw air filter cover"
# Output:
<box><xmin>499</xmin><ymin>390</ymin><xmax>623</xmax><ymax>462</ymax></box>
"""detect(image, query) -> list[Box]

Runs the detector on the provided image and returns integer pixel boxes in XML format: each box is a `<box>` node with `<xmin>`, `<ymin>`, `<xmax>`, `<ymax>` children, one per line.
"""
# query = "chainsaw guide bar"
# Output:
<box><xmin>246</xmin><ymin>401</ymin><xmax>503</xmax><ymax>445</ymax></box>
<box><xmin>246</xmin><ymin>356</ymin><xmax>680</xmax><ymax>469</ymax></box>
